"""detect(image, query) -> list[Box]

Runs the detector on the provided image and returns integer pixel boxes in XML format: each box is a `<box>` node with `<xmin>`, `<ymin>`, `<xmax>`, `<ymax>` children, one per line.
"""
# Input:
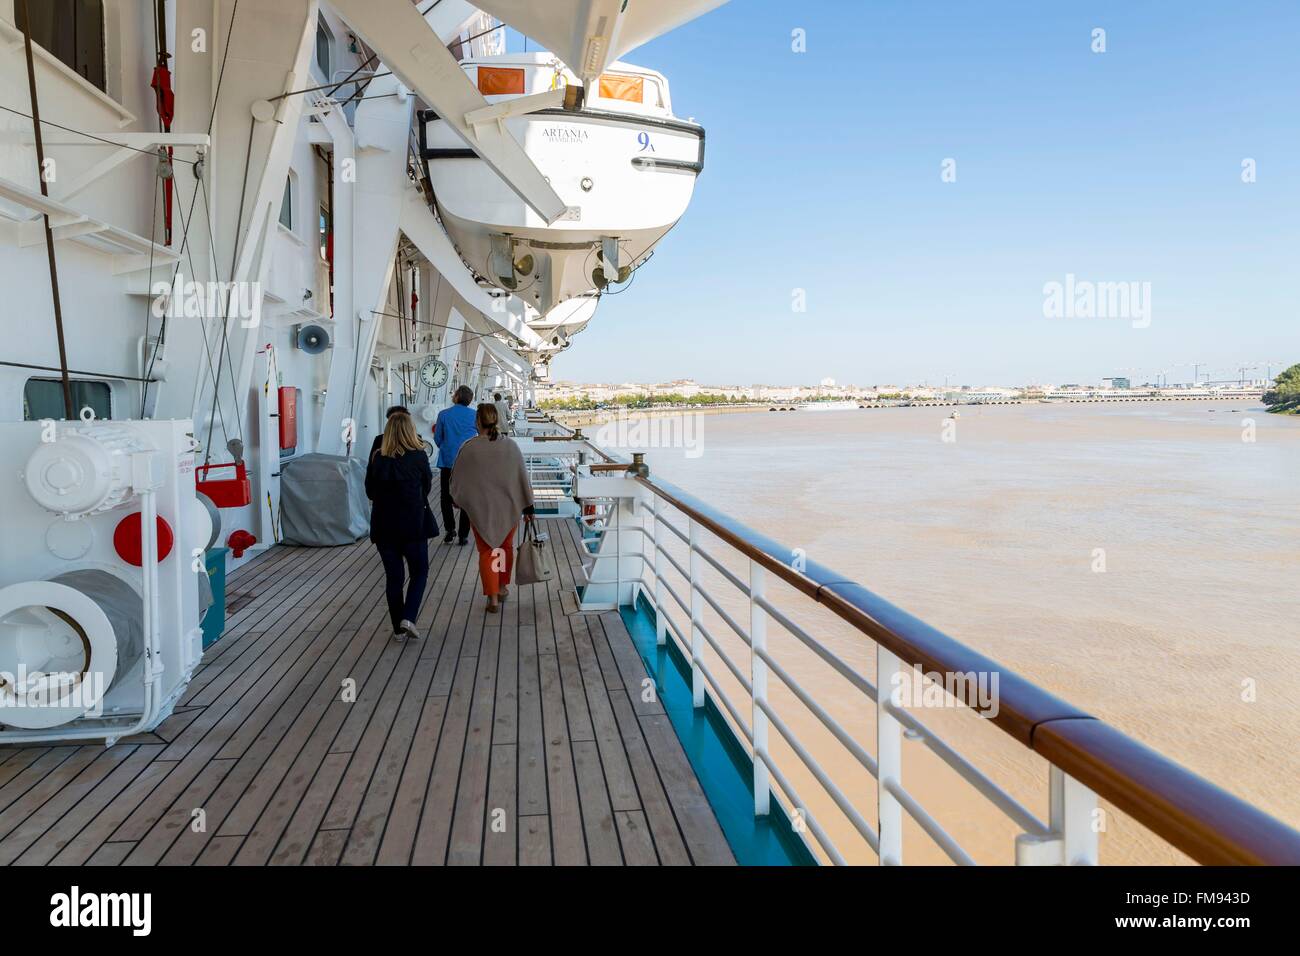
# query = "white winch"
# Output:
<box><xmin>0</xmin><ymin>419</ymin><xmax>206</xmax><ymax>742</ymax></box>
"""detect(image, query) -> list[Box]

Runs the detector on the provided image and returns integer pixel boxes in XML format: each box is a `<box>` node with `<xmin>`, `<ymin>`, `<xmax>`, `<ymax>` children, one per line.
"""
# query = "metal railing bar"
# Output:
<box><xmin>695</xmin><ymin>579</ymin><xmax>751</xmax><ymax>648</ymax></box>
<box><xmin>693</xmin><ymin>541</ymin><xmax>750</xmax><ymax>596</ymax></box>
<box><xmin>655</xmin><ymin>539</ymin><xmax>753</xmax><ymax>647</ymax></box>
<box><xmin>754</xmin><ymin>747</ymin><xmax>849</xmax><ymax>865</ymax></box>
<box><xmin>883</xmin><ymin>778</ymin><xmax>977</xmax><ymax>866</ymax></box>
<box><xmin>653</xmin><ymin>540</ymin><xmax>690</xmax><ymax>580</ymax></box>
<box><xmin>691</xmin><ymin>612</ymin><xmax>752</xmax><ymax>695</ymax></box>
<box><xmin>753</xmin><ymin>593</ymin><xmax>876</xmax><ymax>699</ymax></box>
<box><xmin>658</xmin><ymin>609</ymin><xmax>754</xmax><ymax>743</ymax></box>
<box><xmin>694</xmin><ymin>648</ymin><xmax>755</xmax><ymax>745</ymax></box>
<box><xmin>756</xmin><ymin>697</ymin><xmax>881</xmax><ymax>854</ymax></box>
<box><xmin>657</xmin><ymin>574</ymin><xmax>691</xmax><ymax>619</ymax></box>
<box><xmin>754</xmin><ymin>644</ymin><xmax>878</xmax><ymax>779</ymax></box>
<box><xmin>884</xmin><ymin>700</ymin><xmax>1049</xmax><ymax>836</ymax></box>
<box><xmin>653</xmin><ymin>510</ymin><xmax>690</xmax><ymax>544</ymax></box>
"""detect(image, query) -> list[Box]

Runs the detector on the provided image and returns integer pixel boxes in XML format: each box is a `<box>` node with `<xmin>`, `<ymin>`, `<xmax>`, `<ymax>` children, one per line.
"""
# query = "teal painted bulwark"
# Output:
<box><xmin>620</xmin><ymin>594</ymin><xmax>818</xmax><ymax>866</ymax></box>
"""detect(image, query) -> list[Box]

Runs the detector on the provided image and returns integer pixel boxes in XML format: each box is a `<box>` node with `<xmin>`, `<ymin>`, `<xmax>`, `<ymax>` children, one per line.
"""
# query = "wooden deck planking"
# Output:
<box><xmin>0</xmin><ymin>519</ymin><xmax>735</xmax><ymax>866</ymax></box>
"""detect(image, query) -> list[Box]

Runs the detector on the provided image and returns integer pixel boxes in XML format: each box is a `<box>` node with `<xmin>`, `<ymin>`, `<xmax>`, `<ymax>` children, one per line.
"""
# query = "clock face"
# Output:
<box><xmin>420</xmin><ymin>358</ymin><xmax>448</xmax><ymax>389</ymax></box>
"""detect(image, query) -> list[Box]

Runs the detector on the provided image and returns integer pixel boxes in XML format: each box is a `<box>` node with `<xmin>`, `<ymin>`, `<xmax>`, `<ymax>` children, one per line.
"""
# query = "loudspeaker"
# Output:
<box><xmin>295</xmin><ymin>324</ymin><xmax>330</xmax><ymax>354</ymax></box>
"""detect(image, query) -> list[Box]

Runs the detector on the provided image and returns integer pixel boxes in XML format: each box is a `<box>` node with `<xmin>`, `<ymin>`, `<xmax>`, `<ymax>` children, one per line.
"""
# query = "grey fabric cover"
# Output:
<box><xmin>197</xmin><ymin>567</ymin><xmax>213</xmax><ymax>617</ymax></box>
<box><xmin>279</xmin><ymin>453</ymin><xmax>370</xmax><ymax>546</ymax></box>
<box><xmin>50</xmin><ymin>570</ymin><xmax>143</xmax><ymax>692</ymax></box>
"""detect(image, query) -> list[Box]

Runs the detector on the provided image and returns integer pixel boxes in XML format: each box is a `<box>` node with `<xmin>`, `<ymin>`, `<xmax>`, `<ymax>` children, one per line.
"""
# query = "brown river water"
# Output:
<box><xmin>612</xmin><ymin>400</ymin><xmax>1299</xmax><ymax>864</ymax></box>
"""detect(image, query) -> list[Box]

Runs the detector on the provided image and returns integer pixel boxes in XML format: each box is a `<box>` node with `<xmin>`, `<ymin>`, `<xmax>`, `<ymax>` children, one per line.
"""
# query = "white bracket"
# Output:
<box><xmin>464</xmin><ymin>88</ymin><xmax>566</xmax><ymax>137</ymax></box>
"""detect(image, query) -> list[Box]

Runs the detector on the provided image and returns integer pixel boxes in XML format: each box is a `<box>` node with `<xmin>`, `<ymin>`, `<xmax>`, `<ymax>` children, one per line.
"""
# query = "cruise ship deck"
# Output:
<box><xmin>0</xmin><ymin>518</ymin><xmax>734</xmax><ymax>866</ymax></box>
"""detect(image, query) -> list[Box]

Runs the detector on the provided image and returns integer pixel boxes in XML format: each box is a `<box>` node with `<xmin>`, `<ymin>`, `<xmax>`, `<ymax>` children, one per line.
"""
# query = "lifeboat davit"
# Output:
<box><xmin>421</xmin><ymin>53</ymin><xmax>704</xmax><ymax>315</ymax></box>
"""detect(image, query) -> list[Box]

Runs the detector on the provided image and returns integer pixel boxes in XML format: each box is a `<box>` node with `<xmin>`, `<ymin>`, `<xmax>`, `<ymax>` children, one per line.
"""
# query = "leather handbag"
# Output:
<box><xmin>515</xmin><ymin>520</ymin><xmax>555</xmax><ymax>586</ymax></box>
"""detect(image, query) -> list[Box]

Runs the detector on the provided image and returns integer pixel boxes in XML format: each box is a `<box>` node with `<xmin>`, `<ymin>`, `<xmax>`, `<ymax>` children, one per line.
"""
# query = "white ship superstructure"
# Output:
<box><xmin>0</xmin><ymin>0</ymin><xmax>721</xmax><ymax>743</ymax></box>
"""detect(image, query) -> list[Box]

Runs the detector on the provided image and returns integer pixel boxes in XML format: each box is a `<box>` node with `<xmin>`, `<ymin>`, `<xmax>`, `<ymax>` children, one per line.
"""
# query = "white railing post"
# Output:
<box><xmin>688</xmin><ymin>518</ymin><xmax>704</xmax><ymax>708</ymax></box>
<box><xmin>749</xmin><ymin>559</ymin><xmax>770</xmax><ymax>816</ymax></box>
<box><xmin>1014</xmin><ymin>765</ymin><xmax>1099</xmax><ymax>865</ymax></box>
<box><xmin>1053</xmin><ymin>765</ymin><xmax>1099</xmax><ymax>865</ymax></box>
<box><xmin>652</xmin><ymin>496</ymin><xmax>665</xmax><ymax>646</ymax></box>
<box><xmin>876</xmin><ymin>645</ymin><xmax>903</xmax><ymax>864</ymax></box>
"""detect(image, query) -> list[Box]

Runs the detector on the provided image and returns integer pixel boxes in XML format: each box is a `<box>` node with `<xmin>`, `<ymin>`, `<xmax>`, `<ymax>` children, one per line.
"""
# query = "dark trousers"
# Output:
<box><xmin>439</xmin><ymin>467</ymin><xmax>470</xmax><ymax>541</ymax></box>
<box><xmin>376</xmin><ymin>539</ymin><xmax>429</xmax><ymax>631</ymax></box>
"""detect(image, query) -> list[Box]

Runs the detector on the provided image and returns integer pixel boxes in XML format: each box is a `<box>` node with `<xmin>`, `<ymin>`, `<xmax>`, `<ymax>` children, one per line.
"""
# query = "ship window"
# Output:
<box><xmin>279</xmin><ymin>174</ymin><xmax>295</xmax><ymax>231</ymax></box>
<box><xmin>23</xmin><ymin>379</ymin><xmax>112</xmax><ymax>422</ymax></box>
<box><xmin>477</xmin><ymin>66</ymin><xmax>525</xmax><ymax>96</ymax></box>
<box><xmin>315</xmin><ymin>17</ymin><xmax>333</xmax><ymax>79</ymax></box>
<box><xmin>15</xmin><ymin>0</ymin><xmax>107</xmax><ymax>93</ymax></box>
<box><xmin>598</xmin><ymin>74</ymin><xmax>644</xmax><ymax>103</ymax></box>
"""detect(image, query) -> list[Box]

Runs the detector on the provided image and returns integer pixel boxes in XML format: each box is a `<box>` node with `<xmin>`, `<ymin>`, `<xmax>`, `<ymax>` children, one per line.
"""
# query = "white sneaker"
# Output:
<box><xmin>400</xmin><ymin>619</ymin><xmax>421</xmax><ymax>641</ymax></box>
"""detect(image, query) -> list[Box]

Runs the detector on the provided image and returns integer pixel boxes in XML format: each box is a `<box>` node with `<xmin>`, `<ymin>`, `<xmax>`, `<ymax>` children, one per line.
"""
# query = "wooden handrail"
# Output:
<box><xmin>631</xmin><ymin>471</ymin><xmax>1300</xmax><ymax>865</ymax></box>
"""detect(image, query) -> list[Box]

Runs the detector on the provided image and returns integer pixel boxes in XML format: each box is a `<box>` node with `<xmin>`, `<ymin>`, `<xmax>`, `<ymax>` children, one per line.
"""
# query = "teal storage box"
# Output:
<box><xmin>201</xmin><ymin>547</ymin><xmax>228</xmax><ymax>648</ymax></box>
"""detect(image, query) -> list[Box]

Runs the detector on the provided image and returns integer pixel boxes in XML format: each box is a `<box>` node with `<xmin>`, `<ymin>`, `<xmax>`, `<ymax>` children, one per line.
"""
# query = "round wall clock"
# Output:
<box><xmin>420</xmin><ymin>357</ymin><xmax>449</xmax><ymax>389</ymax></box>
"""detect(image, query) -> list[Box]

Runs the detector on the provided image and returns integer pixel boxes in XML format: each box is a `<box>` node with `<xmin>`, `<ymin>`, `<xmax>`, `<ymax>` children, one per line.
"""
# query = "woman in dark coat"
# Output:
<box><xmin>365</xmin><ymin>411</ymin><xmax>437</xmax><ymax>641</ymax></box>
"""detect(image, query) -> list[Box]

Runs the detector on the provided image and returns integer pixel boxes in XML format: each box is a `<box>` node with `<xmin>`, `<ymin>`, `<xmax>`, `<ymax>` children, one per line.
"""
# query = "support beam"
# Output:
<box><xmin>398</xmin><ymin>190</ymin><xmax>545</xmax><ymax>350</ymax></box>
<box><xmin>330</xmin><ymin>0</ymin><xmax>569</xmax><ymax>224</ymax></box>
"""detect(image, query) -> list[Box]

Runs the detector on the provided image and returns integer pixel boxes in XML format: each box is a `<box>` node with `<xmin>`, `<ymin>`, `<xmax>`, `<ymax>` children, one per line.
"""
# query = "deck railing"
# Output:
<box><xmin>516</xmin><ymin>414</ymin><xmax>1300</xmax><ymax>865</ymax></box>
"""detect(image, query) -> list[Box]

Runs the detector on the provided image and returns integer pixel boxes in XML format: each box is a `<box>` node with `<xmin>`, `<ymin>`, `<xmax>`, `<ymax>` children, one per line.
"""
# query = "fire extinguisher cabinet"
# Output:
<box><xmin>279</xmin><ymin>385</ymin><xmax>298</xmax><ymax>452</ymax></box>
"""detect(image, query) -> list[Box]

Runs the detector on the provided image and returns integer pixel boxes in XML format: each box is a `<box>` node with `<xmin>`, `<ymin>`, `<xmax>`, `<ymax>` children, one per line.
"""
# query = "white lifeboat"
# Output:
<box><xmin>421</xmin><ymin>53</ymin><xmax>704</xmax><ymax>315</ymax></box>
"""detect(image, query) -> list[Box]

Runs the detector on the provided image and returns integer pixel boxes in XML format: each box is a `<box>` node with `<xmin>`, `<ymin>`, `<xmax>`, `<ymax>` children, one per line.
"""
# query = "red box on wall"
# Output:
<box><xmin>279</xmin><ymin>386</ymin><xmax>297</xmax><ymax>450</ymax></box>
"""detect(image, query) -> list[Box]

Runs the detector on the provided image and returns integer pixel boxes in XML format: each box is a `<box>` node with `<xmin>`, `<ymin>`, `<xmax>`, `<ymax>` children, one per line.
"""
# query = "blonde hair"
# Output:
<box><xmin>476</xmin><ymin>402</ymin><xmax>500</xmax><ymax>440</ymax></box>
<box><xmin>380</xmin><ymin>411</ymin><xmax>423</xmax><ymax>457</ymax></box>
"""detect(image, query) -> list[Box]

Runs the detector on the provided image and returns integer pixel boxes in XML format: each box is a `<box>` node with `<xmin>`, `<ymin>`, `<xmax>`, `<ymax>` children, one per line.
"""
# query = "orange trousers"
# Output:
<box><xmin>472</xmin><ymin>528</ymin><xmax>515</xmax><ymax>597</ymax></box>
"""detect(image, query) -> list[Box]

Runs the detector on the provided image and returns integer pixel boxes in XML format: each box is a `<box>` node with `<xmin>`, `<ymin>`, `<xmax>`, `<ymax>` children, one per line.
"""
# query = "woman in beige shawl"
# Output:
<box><xmin>450</xmin><ymin>403</ymin><xmax>535</xmax><ymax>612</ymax></box>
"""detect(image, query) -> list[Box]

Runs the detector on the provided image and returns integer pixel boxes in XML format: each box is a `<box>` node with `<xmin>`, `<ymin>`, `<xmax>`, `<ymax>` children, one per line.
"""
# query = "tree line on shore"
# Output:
<box><xmin>540</xmin><ymin>393</ymin><xmax>761</xmax><ymax>410</ymax></box>
<box><xmin>1263</xmin><ymin>363</ymin><xmax>1299</xmax><ymax>414</ymax></box>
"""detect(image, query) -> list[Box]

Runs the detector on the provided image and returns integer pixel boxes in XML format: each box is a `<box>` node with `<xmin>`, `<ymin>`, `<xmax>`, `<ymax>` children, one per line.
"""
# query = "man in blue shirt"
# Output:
<box><xmin>433</xmin><ymin>385</ymin><xmax>477</xmax><ymax>544</ymax></box>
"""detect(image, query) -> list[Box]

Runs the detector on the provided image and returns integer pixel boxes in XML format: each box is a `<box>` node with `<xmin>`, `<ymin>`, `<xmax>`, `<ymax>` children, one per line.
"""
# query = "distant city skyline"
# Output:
<box><xmin>537</xmin><ymin>369</ymin><xmax>1278</xmax><ymax>390</ymax></box>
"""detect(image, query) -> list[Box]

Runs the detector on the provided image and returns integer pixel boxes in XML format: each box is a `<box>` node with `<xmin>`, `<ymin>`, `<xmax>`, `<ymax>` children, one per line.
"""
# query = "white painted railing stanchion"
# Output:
<box><xmin>876</xmin><ymin>645</ymin><xmax>903</xmax><ymax>864</ymax></box>
<box><xmin>750</xmin><ymin>559</ymin><xmax>770</xmax><ymax>816</ymax></box>
<box><xmin>688</xmin><ymin>519</ymin><xmax>705</xmax><ymax>707</ymax></box>
<box><xmin>1015</xmin><ymin>765</ymin><xmax>1099</xmax><ymax>865</ymax></box>
<box><xmin>1054</xmin><ymin>766</ymin><xmax>1099</xmax><ymax>865</ymax></box>
<box><xmin>653</xmin><ymin>496</ymin><xmax>666</xmax><ymax>646</ymax></box>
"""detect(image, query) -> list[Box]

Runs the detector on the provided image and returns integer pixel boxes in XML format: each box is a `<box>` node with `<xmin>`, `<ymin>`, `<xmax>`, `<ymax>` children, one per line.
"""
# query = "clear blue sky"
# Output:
<box><xmin>516</xmin><ymin>1</ymin><xmax>1298</xmax><ymax>387</ymax></box>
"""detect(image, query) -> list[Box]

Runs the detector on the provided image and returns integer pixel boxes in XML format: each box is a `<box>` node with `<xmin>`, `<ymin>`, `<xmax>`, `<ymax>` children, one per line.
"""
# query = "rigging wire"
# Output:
<box><xmin>140</xmin><ymin>1</ymin><xmax>165</xmax><ymax>416</ymax></box>
<box><xmin>201</xmin><ymin>110</ymin><xmax>253</xmax><ymax>465</ymax></box>
<box><xmin>270</xmin><ymin>65</ymin><xmax>388</xmax><ymax>103</ymax></box>
<box><xmin>206</xmin><ymin>0</ymin><xmax>239</xmax><ymax>136</ymax></box>
<box><xmin>198</xmin><ymin>0</ymin><xmax>246</xmax><ymax>464</ymax></box>
<box><xmin>142</xmin><ymin>0</ymin><xmax>240</xmax><ymax>419</ymax></box>
<box><xmin>199</xmin><ymin>175</ymin><xmax>249</xmax><ymax>441</ymax></box>
<box><xmin>139</xmin><ymin>170</ymin><xmax>160</xmax><ymax>415</ymax></box>
<box><xmin>19</xmin><ymin>0</ymin><xmax>74</xmax><ymax>419</ymax></box>
<box><xmin>369</xmin><ymin>309</ymin><xmax>528</xmax><ymax>347</ymax></box>
<box><xmin>172</xmin><ymin>186</ymin><xmax>231</xmax><ymax>449</ymax></box>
